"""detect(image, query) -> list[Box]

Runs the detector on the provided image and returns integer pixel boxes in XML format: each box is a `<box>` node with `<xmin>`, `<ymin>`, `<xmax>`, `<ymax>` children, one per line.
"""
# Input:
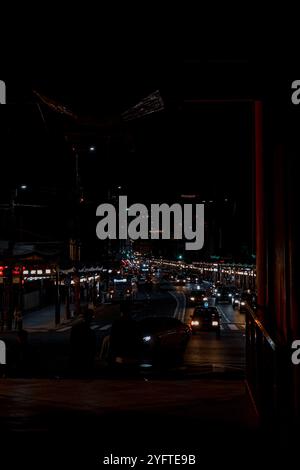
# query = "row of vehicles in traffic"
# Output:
<box><xmin>102</xmin><ymin>264</ymin><xmax>256</xmax><ymax>369</ymax></box>
<box><xmin>186</xmin><ymin>281</ymin><xmax>256</xmax><ymax>338</ymax></box>
<box><xmin>214</xmin><ymin>284</ymin><xmax>257</xmax><ymax>312</ymax></box>
<box><xmin>187</xmin><ymin>286</ymin><xmax>221</xmax><ymax>338</ymax></box>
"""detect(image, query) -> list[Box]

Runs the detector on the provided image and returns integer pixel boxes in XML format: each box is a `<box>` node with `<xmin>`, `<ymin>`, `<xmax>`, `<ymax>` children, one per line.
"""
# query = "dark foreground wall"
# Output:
<box><xmin>252</xmin><ymin>83</ymin><xmax>300</xmax><ymax>423</ymax></box>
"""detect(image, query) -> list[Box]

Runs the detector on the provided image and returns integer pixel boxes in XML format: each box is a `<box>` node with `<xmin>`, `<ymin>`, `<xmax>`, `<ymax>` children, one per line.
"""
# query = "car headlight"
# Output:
<box><xmin>228</xmin><ymin>293</ymin><xmax>232</xmax><ymax>297</ymax></box>
<box><xmin>143</xmin><ymin>335</ymin><xmax>152</xmax><ymax>343</ymax></box>
<box><xmin>217</xmin><ymin>293</ymin><xmax>221</xmax><ymax>297</ymax></box>
<box><xmin>190</xmin><ymin>297</ymin><xmax>195</xmax><ymax>301</ymax></box>
<box><xmin>191</xmin><ymin>320</ymin><xmax>199</xmax><ymax>326</ymax></box>
<box><xmin>212</xmin><ymin>321</ymin><xmax>219</xmax><ymax>326</ymax></box>
<box><xmin>241</xmin><ymin>301</ymin><xmax>246</xmax><ymax>306</ymax></box>
<box><xmin>203</xmin><ymin>297</ymin><xmax>208</xmax><ymax>301</ymax></box>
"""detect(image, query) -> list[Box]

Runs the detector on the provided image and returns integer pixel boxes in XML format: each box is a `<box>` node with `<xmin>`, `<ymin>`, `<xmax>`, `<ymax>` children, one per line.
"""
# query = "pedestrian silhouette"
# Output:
<box><xmin>14</xmin><ymin>307</ymin><xmax>23</xmax><ymax>330</ymax></box>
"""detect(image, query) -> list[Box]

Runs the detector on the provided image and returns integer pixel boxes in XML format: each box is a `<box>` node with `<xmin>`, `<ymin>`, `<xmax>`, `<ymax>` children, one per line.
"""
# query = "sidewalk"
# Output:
<box><xmin>23</xmin><ymin>303</ymin><xmax>102</xmax><ymax>331</ymax></box>
<box><xmin>22</xmin><ymin>291</ymin><xmax>161</xmax><ymax>331</ymax></box>
<box><xmin>23</xmin><ymin>305</ymin><xmax>60</xmax><ymax>330</ymax></box>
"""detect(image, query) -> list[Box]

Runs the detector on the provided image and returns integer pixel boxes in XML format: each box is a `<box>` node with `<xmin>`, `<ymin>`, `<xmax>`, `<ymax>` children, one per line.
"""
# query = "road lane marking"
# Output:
<box><xmin>179</xmin><ymin>292</ymin><xmax>186</xmax><ymax>322</ymax></box>
<box><xmin>169</xmin><ymin>291</ymin><xmax>180</xmax><ymax>318</ymax></box>
<box><xmin>99</xmin><ymin>324</ymin><xmax>112</xmax><ymax>331</ymax></box>
<box><xmin>217</xmin><ymin>307</ymin><xmax>230</xmax><ymax>323</ymax></box>
<box><xmin>57</xmin><ymin>326</ymin><xmax>72</xmax><ymax>332</ymax></box>
<box><xmin>58</xmin><ymin>323</ymin><xmax>112</xmax><ymax>332</ymax></box>
<box><xmin>169</xmin><ymin>291</ymin><xmax>186</xmax><ymax>321</ymax></box>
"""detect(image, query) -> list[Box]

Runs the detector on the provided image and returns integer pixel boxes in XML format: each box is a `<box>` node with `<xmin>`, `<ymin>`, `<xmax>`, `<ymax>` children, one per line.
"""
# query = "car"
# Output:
<box><xmin>107</xmin><ymin>316</ymin><xmax>191</xmax><ymax>368</ymax></box>
<box><xmin>232</xmin><ymin>292</ymin><xmax>242</xmax><ymax>309</ymax></box>
<box><xmin>233</xmin><ymin>290</ymin><xmax>256</xmax><ymax>312</ymax></box>
<box><xmin>175</xmin><ymin>276</ymin><xmax>187</xmax><ymax>286</ymax></box>
<box><xmin>190</xmin><ymin>306</ymin><xmax>221</xmax><ymax>338</ymax></box>
<box><xmin>215</xmin><ymin>286</ymin><xmax>235</xmax><ymax>304</ymax></box>
<box><xmin>188</xmin><ymin>289</ymin><xmax>209</xmax><ymax>306</ymax></box>
<box><xmin>137</xmin><ymin>275</ymin><xmax>147</xmax><ymax>286</ymax></box>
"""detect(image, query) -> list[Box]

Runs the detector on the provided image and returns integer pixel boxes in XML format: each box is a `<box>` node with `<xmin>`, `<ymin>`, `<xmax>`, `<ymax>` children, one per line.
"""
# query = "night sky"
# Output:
<box><xmin>0</xmin><ymin>56</ymin><xmax>258</xmax><ymax>260</ymax></box>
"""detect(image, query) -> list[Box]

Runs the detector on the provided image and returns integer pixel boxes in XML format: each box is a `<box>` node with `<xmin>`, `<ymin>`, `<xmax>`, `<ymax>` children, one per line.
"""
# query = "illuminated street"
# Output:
<box><xmin>1</xmin><ymin>49</ymin><xmax>300</xmax><ymax>467</ymax></box>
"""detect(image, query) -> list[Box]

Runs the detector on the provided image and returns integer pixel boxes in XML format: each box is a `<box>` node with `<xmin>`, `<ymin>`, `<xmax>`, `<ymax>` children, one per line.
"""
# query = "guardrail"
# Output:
<box><xmin>245</xmin><ymin>306</ymin><xmax>278</xmax><ymax>421</ymax></box>
<box><xmin>245</xmin><ymin>305</ymin><xmax>295</xmax><ymax>425</ymax></box>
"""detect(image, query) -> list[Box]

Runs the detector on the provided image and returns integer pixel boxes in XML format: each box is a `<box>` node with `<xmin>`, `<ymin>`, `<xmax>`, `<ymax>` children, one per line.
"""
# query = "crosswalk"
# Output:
<box><xmin>57</xmin><ymin>321</ymin><xmax>245</xmax><ymax>333</ymax></box>
<box><xmin>57</xmin><ymin>323</ymin><xmax>112</xmax><ymax>333</ymax></box>
<box><xmin>220</xmin><ymin>323</ymin><xmax>245</xmax><ymax>331</ymax></box>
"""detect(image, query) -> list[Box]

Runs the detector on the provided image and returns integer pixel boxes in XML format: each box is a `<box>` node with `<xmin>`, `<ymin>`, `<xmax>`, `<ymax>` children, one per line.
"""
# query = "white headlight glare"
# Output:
<box><xmin>143</xmin><ymin>335</ymin><xmax>152</xmax><ymax>343</ymax></box>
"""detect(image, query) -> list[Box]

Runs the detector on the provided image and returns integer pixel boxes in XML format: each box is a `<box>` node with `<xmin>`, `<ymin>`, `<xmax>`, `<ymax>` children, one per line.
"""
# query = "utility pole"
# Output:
<box><xmin>72</xmin><ymin>145</ymin><xmax>82</xmax><ymax>316</ymax></box>
<box><xmin>55</xmin><ymin>265</ymin><xmax>60</xmax><ymax>325</ymax></box>
<box><xmin>3</xmin><ymin>188</ymin><xmax>18</xmax><ymax>330</ymax></box>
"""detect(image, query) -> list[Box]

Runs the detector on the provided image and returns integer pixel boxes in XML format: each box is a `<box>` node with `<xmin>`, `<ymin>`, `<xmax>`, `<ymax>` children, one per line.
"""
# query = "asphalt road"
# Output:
<box><xmin>175</xmin><ymin>283</ymin><xmax>245</xmax><ymax>376</ymax></box>
<box><xmin>1</xmin><ymin>282</ymin><xmax>245</xmax><ymax>379</ymax></box>
<box><xmin>3</xmin><ymin>284</ymin><xmax>294</xmax><ymax>467</ymax></box>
